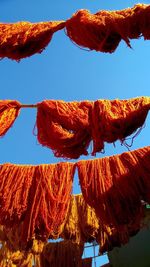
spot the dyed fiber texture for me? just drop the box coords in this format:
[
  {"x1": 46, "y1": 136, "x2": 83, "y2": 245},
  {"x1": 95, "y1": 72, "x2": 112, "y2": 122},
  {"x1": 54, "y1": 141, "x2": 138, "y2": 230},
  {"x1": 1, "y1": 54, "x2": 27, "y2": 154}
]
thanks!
[
  {"x1": 77, "y1": 146, "x2": 150, "y2": 236},
  {"x1": 0, "y1": 21, "x2": 65, "y2": 60},
  {"x1": 61, "y1": 194, "x2": 142, "y2": 254},
  {"x1": 36, "y1": 100, "x2": 92, "y2": 159},
  {"x1": 66, "y1": 4, "x2": 150, "y2": 53},
  {"x1": 36, "y1": 97, "x2": 150, "y2": 159},
  {"x1": 40, "y1": 240, "x2": 84, "y2": 267},
  {"x1": 0, "y1": 100, "x2": 21, "y2": 137},
  {"x1": 91, "y1": 97, "x2": 150, "y2": 155},
  {"x1": 0, "y1": 243, "x2": 33, "y2": 267},
  {"x1": 61, "y1": 194, "x2": 99, "y2": 244},
  {"x1": 0, "y1": 162, "x2": 74, "y2": 245}
]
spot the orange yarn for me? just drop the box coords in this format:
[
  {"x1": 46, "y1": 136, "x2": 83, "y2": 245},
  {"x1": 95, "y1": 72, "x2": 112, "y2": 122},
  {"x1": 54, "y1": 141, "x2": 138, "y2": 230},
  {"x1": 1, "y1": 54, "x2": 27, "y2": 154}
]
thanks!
[
  {"x1": 0, "y1": 21, "x2": 65, "y2": 60},
  {"x1": 77, "y1": 146, "x2": 150, "y2": 234},
  {"x1": 36, "y1": 97, "x2": 150, "y2": 159},
  {"x1": 0, "y1": 163, "x2": 35, "y2": 227},
  {"x1": 36, "y1": 100, "x2": 92, "y2": 159},
  {"x1": 66, "y1": 4, "x2": 150, "y2": 53},
  {"x1": 0, "y1": 100, "x2": 21, "y2": 137},
  {"x1": 21, "y1": 162, "x2": 75, "y2": 243},
  {"x1": 0, "y1": 162, "x2": 75, "y2": 245},
  {"x1": 91, "y1": 97, "x2": 150, "y2": 155}
]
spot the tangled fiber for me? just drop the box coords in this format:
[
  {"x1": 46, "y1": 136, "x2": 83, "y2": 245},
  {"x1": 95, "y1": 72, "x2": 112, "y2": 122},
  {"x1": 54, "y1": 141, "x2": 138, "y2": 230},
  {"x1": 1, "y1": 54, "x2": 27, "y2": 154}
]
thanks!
[
  {"x1": 36, "y1": 97, "x2": 150, "y2": 159},
  {"x1": 61, "y1": 194, "x2": 143, "y2": 254},
  {"x1": 0, "y1": 162, "x2": 74, "y2": 245},
  {"x1": 0, "y1": 21, "x2": 65, "y2": 60},
  {"x1": 62, "y1": 194, "x2": 99, "y2": 244},
  {"x1": 36, "y1": 100, "x2": 92, "y2": 159},
  {"x1": 0, "y1": 242, "x2": 33, "y2": 267},
  {"x1": 40, "y1": 240, "x2": 84, "y2": 267},
  {"x1": 77, "y1": 146, "x2": 150, "y2": 236},
  {"x1": 91, "y1": 96, "x2": 150, "y2": 155},
  {"x1": 0, "y1": 100, "x2": 21, "y2": 137},
  {"x1": 66, "y1": 4, "x2": 150, "y2": 53}
]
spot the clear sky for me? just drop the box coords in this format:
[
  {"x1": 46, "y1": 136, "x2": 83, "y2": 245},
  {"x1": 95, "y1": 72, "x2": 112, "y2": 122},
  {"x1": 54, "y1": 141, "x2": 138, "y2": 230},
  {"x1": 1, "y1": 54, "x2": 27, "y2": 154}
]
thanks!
[{"x1": 0, "y1": 1, "x2": 150, "y2": 266}]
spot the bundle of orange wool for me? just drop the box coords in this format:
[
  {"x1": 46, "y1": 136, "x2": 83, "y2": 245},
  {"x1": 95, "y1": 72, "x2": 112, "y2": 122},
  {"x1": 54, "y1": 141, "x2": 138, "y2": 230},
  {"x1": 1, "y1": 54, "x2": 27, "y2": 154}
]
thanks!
[
  {"x1": 0, "y1": 97, "x2": 150, "y2": 158},
  {"x1": 0, "y1": 100, "x2": 21, "y2": 137},
  {"x1": 0, "y1": 162, "x2": 74, "y2": 246},
  {"x1": 77, "y1": 146, "x2": 150, "y2": 236},
  {"x1": 0, "y1": 21, "x2": 65, "y2": 60},
  {"x1": 66, "y1": 3, "x2": 150, "y2": 53},
  {"x1": 61, "y1": 194, "x2": 144, "y2": 254},
  {"x1": 36, "y1": 97, "x2": 150, "y2": 158},
  {"x1": 1, "y1": 4, "x2": 150, "y2": 60}
]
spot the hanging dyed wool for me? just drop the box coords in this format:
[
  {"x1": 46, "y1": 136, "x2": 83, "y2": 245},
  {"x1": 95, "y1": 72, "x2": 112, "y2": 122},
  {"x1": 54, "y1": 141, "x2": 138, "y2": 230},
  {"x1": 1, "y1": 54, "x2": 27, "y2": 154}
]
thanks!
[
  {"x1": 0, "y1": 163, "x2": 35, "y2": 227},
  {"x1": 36, "y1": 100, "x2": 93, "y2": 159},
  {"x1": 97, "y1": 210, "x2": 143, "y2": 254},
  {"x1": 21, "y1": 162, "x2": 75, "y2": 244},
  {"x1": 0, "y1": 242, "x2": 33, "y2": 267},
  {"x1": 91, "y1": 96, "x2": 150, "y2": 155},
  {"x1": 0, "y1": 100, "x2": 21, "y2": 137},
  {"x1": 0, "y1": 162, "x2": 75, "y2": 245},
  {"x1": 0, "y1": 21, "x2": 65, "y2": 60},
  {"x1": 62, "y1": 194, "x2": 142, "y2": 254},
  {"x1": 36, "y1": 97, "x2": 150, "y2": 159},
  {"x1": 62, "y1": 194, "x2": 99, "y2": 243},
  {"x1": 66, "y1": 4, "x2": 150, "y2": 53},
  {"x1": 40, "y1": 240, "x2": 84, "y2": 267},
  {"x1": 77, "y1": 146, "x2": 150, "y2": 235}
]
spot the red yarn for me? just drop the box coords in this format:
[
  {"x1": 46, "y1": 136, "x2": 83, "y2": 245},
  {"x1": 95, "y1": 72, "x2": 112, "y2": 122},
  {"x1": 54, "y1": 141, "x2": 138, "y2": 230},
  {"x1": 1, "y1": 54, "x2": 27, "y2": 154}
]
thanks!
[
  {"x1": 0, "y1": 100, "x2": 21, "y2": 137},
  {"x1": 0, "y1": 162, "x2": 75, "y2": 244},
  {"x1": 66, "y1": 4, "x2": 150, "y2": 53},
  {"x1": 0, "y1": 21, "x2": 65, "y2": 60},
  {"x1": 77, "y1": 146, "x2": 150, "y2": 233},
  {"x1": 91, "y1": 97, "x2": 150, "y2": 155},
  {"x1": 36, "y1": 97, "x2": 150, "y2": 159},
  {"x1": 36, "y1": 100, "x2": 92, "y2": 159},
  {"x1": 21, "y1": 162, "x2": 75, "y2": 243}
]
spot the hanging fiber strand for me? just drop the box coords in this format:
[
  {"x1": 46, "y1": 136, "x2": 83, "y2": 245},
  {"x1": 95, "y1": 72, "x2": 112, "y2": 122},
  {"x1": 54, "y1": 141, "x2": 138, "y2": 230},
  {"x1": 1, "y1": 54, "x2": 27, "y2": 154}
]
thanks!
[
  {"x1": 61, "y1": 194, "x2": 142, "y2": 254},
  {"x1": 0, "y1": 163, "x2": 35, "y2": 227},
  {"x1": 66, "y1": 4, "x2": 150, "y2": 53},
  {"x1": 0, "y1": 162, "x2": 75, "y2": 246},
  {"x1": 36, "y1": 97, "x2": 150, "y2": 159},
  {"x1": 36, "y1": 100, "x2": 93, "y2": 159},
  {"x1": 40, "y1": 240, "x2": 84, "y2": 267},
  {"x1": 0, "y1": 21, "x2": 65, "y2": 60},
  {"x1": 0, "y1": 242, "x2": 33, "y2": 267},
  {"x1": 0, "y1": 100, "x2": 21, "y2": 137},
  {"x1": 91, "y1": 96, "x2": 150, "y2": 155},
  {"x1": 77, "y1": 146, "x2": 150, "y2": 238},
  {"x1": 62, "y1": 194, "x2": 99, "y2": 244},
  {"x1": 21, "y1": 162, "x2": 75, "y2": 244}
]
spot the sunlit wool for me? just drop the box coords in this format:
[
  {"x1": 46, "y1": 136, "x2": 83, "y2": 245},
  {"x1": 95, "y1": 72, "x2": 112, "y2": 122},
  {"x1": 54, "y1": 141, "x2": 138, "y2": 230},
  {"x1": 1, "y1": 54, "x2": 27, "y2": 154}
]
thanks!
[
  {"x1": 36, "y1": 97, "x2": 150, "y2": 159},
  {"x1": 77, "y1": 146, "x2": 150, "y2": 235},
  {"x1": 62, "y1": 194, "x2": 99, "y2": 244},
  {"x1": 66, "y1": 4, "x2": 150, "y2": 53},
  {"x1": 0, "y1": 100, "x2": 21, "y2": 137},
  {"x1": 0, "y1": 21, "x2": 65, "y2": 60},
  {"x1": 91, "y1": 96, "x2": 150, "y2": 155},
  {"x1": 0, "y1": 242, "x2": 33, "y2": 267},
  {"x1": 0, "y1": 162, "x2": 74, "y2": 244},
  {"x1": 36, "y1": 100, "x2": 92, "y2": 159}
]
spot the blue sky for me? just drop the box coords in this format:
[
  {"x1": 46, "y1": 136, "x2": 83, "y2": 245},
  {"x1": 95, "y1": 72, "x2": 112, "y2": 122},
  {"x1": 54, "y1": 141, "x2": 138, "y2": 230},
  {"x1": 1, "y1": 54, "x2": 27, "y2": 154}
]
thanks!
[{"x1": 0, "y1": 1, "x2": 150, "y2": 265}]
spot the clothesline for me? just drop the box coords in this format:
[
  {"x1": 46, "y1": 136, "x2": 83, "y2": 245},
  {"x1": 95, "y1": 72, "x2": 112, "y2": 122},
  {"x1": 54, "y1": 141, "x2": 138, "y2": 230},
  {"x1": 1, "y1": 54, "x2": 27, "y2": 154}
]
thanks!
[
  {"x1": 0, "y1": 4, "x2": 150, "y2": 60},
  {"x1": 1, "y1": 96, "x2": 150, "y2": 159}
]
